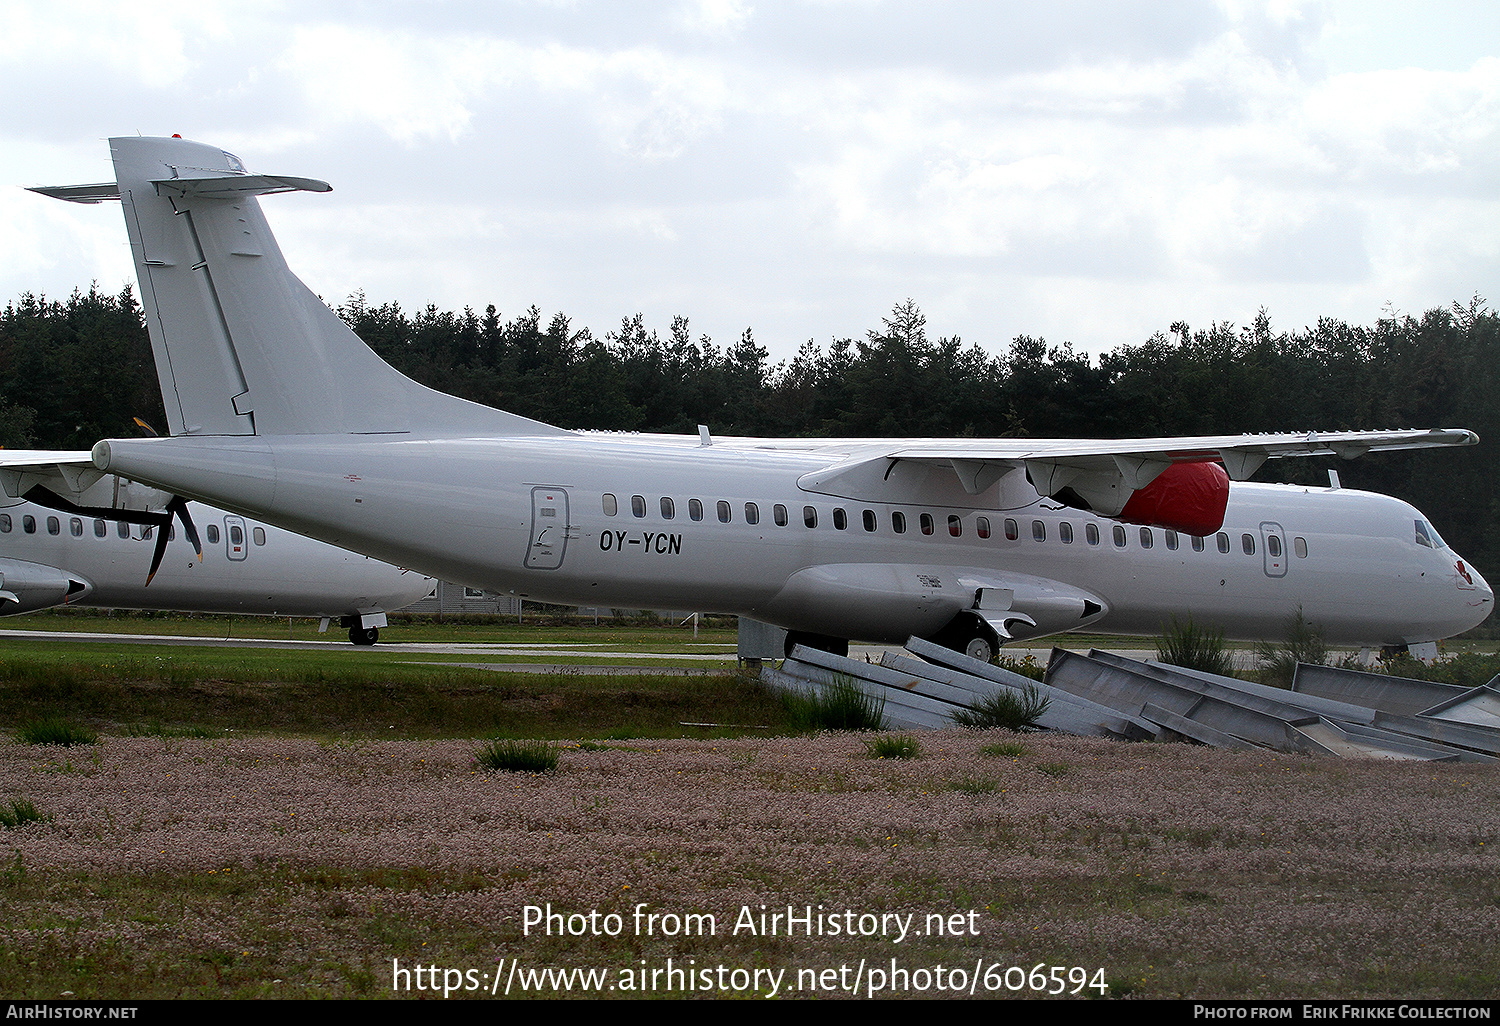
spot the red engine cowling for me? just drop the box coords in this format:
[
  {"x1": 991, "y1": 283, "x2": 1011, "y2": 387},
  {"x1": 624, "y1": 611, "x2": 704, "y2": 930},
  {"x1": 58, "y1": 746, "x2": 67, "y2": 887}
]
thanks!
[{"x1": 1118, "y1": 460, "x2": 1229, "y2": 536}]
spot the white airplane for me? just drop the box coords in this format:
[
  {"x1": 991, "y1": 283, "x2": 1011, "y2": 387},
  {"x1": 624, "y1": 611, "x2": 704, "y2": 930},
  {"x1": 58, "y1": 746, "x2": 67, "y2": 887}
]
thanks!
[
  {"x1": 0, "y1": 456, "x2": 434, "y2": 644},
  {"x1": 20, "y1": 136, "x2": 1495, "y2": 661}
]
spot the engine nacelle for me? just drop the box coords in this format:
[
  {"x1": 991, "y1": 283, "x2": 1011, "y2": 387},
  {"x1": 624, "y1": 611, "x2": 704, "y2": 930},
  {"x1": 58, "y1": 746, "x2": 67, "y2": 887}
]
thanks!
[
  {"x1": 1117, "y1": 460, "x2": 1229, "y2": 536},
  {"x1": 754, "y1": 563, "x2": 1109, "y2": 645},
  {"x1": 0, "y1": 558, "x2": 92, "y2": 614}
]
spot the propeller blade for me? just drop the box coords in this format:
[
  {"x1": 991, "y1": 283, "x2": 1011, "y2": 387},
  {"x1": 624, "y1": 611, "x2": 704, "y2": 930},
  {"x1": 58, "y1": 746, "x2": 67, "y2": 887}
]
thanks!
[
  {"x1": 145, "y1": 521, "x2": 171, "y2": 586},
  {"x1": 170, "y1": 496, "x2": 203, "y2": 560}
]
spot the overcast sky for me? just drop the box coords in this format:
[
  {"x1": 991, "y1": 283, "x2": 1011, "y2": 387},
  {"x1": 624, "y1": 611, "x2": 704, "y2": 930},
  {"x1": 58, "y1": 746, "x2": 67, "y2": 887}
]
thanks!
[{"x1": 2, "y1": 0, "x2": 1496, "y2": 363}]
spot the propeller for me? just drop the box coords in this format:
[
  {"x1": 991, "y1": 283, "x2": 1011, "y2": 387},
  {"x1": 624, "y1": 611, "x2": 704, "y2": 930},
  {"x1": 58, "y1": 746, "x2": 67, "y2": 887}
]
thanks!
[{"x1": 22, "y1": 485, "x2": 203, "y2": 585}]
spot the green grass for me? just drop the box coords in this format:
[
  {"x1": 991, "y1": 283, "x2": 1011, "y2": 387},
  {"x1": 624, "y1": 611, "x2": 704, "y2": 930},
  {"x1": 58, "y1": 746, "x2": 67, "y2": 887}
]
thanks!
[
  {"x1": 15, "y1": 716, "x2": 98, "y2": 746},
  {"x1": 0, "y1": 640, "x2": 784, "y2": 740},
  {"x1": 0, "y1": 799, "x2": 47, "y2": 828},
  {"x1": 473, "y1": 738, "x2": 558, "y2": 773},
  {"x1": 950, "y1": 685, "x2": 1050, "y2": 730},
  {"x1": 1156, "y1": 616, "x2": 1235, "y2": 676},
  {"x1": 865, "y1": 734, "x2": 921, "y2": 759},
  {"x1": 780, "y1": 675, "x2": 887, "y2": 732},
  {"x1": 947, "y1": 776, "x2": 1000, "y2": 796}
]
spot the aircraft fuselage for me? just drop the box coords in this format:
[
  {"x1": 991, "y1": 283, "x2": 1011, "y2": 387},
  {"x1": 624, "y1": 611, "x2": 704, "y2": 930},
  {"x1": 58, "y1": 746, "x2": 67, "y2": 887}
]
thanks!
[{"x1": 93, "y1": 433, "x2": 1492, "y2": 648}]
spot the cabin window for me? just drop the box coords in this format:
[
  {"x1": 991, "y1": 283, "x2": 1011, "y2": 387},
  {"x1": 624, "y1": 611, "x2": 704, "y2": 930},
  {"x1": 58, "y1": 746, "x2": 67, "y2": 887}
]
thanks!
[
  {"x1": 117, "y1": 522, "x2": 129, "y2": 539},
  {"x1": 230, "y1": 525, "x2": 244, "y2": 546},
  {"x1": 1294, "y1": 536, "x2": 1308, "y2": 558},
  {"x1": 949, "y1": 515, "x2": 962, "y2": 537},
  {"x1": 803, "y1": 506, "x2": 818, "y2": 528},
  {"x1": 920, "y1": 513, "x2": 934, "y2": 536},
  {"x1": 1191, "y1": 535, "x2": 1205, "y2": 552},
  {"x1": 689, "y1": 499, "x2": 703, "y2": 522},
  {"x1": 631, "y1": 494, "x2": 646, "y2": 518},
  {"x1": 22, "y1": 515, "x2": 35, "y2": 534},
  {"x1": 46, "y1": 517, "x2": 59, "y2": 536},
  {"x1": 892, "y1": 511, "x2": 907, "y2": 534},
  {"x1": 602, "y1": 493, "x2": 618, "y2": 516},
  {"x1": 93, "y1": 519, "x2": 106, "y2": 538},
  {"x1": 253, "y1": 527, "x2": 266, "y2": 546},
  {"x1": 1139, "y1": 527, "x2": 1153, "y2": 549},
  {"x1": 1241, "y1": 533, "x2": 1255, "y2": 555},
  {"x1": 1032, "y1": 520, "x2": 1046, "y2": 542},
  {"x1": 832, "y1": 508, "x2": 847, "y2": 530},
  {"x1": 976, "y1": 516, "x2": 991, "y2": 539},
  {"x1": 661, "y1": 497, "x2": 675, "y2": 519},
  {"x1": 0, "y1": 514, "x2": 9, "y2": 533},
  {"x1": 1086, "y1": 523, "x2": 1100, "y2": 546},
  {"x1": 1267, "y1": 534, "x2": 1282, "y2": 558},
  {"x1": 774, "y1": 504, "x2": 788, "y2": 527},
  {"x1": 1165, "y1": 530, "x2": 1179, "y2": 551},
  {"x1": 1113, "y1": 525, "x2": 1127, "y2": 548},
  {"x1": 1059, "y1": 522, "x2": 1073, "y2": 544},
  {"x1": 1004, "y1": 518, "x2": 1019, "y2": 541},
  {"x1": 745, "y1": 502, "x2": 759, "y2": 525},
  {"x1": 717, "y1": 500, "x2": 731, "y2": 523},
  {"x1": 70, "y1": 517, "x2": 83, "y2": 537},
  {"x1": 207, "y1": 524, "x2": 220, "y2": 545},
  {"x1": 1216, "y1": 533, "x2": 1230, "y2": 553},
  {"x1": 862, "y1": 509, "x2": 877, "y2": 532}
]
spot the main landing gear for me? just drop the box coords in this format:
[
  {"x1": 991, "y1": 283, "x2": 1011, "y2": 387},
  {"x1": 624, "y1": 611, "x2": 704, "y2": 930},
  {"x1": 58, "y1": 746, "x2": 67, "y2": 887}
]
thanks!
[{"x1": 929, "y1": 612, "x2": 1000, "y2": 664}]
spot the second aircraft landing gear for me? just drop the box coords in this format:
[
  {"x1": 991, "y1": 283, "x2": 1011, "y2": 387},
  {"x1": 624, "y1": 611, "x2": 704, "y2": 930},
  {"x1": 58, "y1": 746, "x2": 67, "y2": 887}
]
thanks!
[{"x1": 349, "y1": 625, "x2": 379, "y2": 645}]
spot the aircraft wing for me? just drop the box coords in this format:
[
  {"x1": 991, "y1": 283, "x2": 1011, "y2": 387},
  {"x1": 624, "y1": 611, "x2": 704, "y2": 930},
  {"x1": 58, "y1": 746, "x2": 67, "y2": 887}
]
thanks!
[
  {"x1": 787, "y1": 428, "x2": 1479, "y2": 531},
  {"x1": 0, "y1": 451, "x2": 102, "y2": 499},
  {"x1": 879, "y1": 426, "x2": 1479, "y2": 484}
]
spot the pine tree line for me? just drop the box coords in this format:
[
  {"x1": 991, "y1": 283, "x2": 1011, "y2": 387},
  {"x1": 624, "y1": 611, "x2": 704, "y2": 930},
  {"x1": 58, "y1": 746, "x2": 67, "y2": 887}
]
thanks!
[{"x1": 3, "y1": 287, "x2": 1494, "y2": 581}]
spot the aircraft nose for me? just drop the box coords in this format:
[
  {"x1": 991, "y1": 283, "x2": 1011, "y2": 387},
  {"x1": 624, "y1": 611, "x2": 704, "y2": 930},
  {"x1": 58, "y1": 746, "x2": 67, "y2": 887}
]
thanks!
[{"x1": 1451, "y1": 556, "x2": 1494, "y2": 633}]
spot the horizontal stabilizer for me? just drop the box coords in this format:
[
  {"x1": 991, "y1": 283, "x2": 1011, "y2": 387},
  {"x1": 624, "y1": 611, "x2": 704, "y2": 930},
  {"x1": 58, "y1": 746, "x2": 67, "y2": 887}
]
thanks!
[
  {"x1": 27, "y1": 183, "x2": 121, "y2": 204},
  {"x1": 150, "y1": 173, "x2": 331, "y2": 200}
]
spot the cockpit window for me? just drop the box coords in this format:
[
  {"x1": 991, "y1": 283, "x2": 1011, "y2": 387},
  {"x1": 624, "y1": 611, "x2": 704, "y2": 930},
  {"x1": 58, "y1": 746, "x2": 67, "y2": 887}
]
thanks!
[
  {"x1": 1421, "y1": 520, "x2": 1448, "y2": 549},
  {"x1": 1414, "y1": 520, "x2": 1433, "y2": 548}
]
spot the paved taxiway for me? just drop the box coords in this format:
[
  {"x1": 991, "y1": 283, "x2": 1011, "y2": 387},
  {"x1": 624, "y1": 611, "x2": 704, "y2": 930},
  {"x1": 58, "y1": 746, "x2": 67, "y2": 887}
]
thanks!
[{"x1": 0, "y1": 628, "x2": 1162, "y2": 672}]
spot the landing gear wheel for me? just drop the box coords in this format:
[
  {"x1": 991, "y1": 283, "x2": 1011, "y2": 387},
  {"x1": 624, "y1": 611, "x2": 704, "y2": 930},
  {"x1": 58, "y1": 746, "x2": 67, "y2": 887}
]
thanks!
[
  {"x1": 931, "y1": 612, "x2": 999, "y2": 665},
  {"x1": 349, "y1": 625, "x2": 379, "y2": 646},
  {"x1": 962, "y1": 635, "x2": 995, "y2": 663}
]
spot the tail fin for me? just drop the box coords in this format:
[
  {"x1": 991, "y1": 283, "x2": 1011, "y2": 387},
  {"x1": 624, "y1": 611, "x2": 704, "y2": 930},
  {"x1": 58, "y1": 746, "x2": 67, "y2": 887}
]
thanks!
[{"x1": 35, "y1": 136, "x2": 565, "y2": 439}]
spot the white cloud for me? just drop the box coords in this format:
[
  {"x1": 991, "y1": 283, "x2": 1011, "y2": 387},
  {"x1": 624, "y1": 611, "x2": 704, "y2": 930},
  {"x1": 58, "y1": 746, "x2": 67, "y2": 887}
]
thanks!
[{"x1": 1, "y1": 1, "x2": 1496, "y2": 360}]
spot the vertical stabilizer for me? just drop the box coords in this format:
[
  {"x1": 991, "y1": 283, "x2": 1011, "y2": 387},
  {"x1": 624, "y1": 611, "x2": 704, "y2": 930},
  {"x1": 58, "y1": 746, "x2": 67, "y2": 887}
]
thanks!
[{"x1": 101, "y1": 136, "x2": 565, "y2": 438}]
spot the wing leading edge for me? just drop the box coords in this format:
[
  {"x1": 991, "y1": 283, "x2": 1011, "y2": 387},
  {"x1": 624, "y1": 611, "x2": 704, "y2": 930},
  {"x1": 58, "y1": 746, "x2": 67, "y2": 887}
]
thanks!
[{"x1": 793, "y1": 428, "x2": 1478, "y2": 533}]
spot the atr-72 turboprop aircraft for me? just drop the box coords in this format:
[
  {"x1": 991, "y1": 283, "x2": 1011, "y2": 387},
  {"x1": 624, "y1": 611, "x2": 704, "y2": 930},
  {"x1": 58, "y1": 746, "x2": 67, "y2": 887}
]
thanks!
[
  {"x1": 22, "y1": 136, "x2": 1495, "y2": 660},
  {"x1": 0, "y1": 457, "x2": 434, "y2": 644}
]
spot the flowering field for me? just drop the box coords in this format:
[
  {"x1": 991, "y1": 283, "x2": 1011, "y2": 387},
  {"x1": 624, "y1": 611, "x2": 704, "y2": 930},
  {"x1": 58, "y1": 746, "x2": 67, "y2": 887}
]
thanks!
[{"x1": 2, "y1": 729, "x2": 1496, "y2": 999}]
